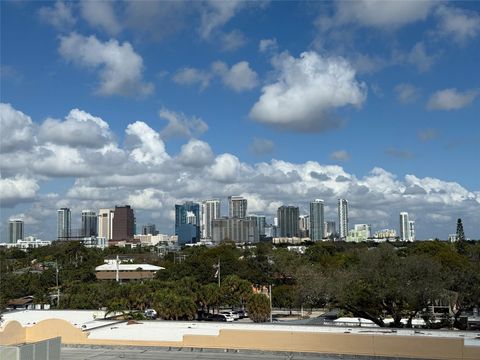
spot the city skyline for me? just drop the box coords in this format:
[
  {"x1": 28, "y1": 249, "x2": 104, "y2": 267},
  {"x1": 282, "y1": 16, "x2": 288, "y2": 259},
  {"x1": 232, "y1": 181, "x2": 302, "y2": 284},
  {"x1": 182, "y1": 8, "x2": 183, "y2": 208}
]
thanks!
[{"x1": 1, "y1": 1, "x2": 479, "y2": 241}]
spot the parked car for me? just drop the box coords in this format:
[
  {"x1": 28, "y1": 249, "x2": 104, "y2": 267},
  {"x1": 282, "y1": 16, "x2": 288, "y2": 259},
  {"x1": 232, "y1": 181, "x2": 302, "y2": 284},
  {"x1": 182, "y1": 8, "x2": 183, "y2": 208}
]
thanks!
[
  {"x1": 221, "y1": 311, "x2": 239, "y2": 320},
  {"x1": 144, "y1": 309, "x2": 157, "y2": 319},
  {"x1": 233, "y1": 310, "x2": 248, "y2": 319},
  {"x1": 213, "y1": 314, "x2": 234, "y2": 322}
]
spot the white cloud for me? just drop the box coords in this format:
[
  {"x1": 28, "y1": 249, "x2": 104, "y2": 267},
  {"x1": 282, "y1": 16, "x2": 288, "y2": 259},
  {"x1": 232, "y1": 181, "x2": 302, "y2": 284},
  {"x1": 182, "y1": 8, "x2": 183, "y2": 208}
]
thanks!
[
  {"x1": 38, "y1": 109, "x2": 113, "y2": 148},
  {"x1": 395, "y1": 83, "x2": 419, "y2": 104},
  {"x1": 435, "y1": 5, "x2": 480, "y2": 44},
  {"x1": 177, "y1": 139, "x2": 214, "y2": 167},
  {"x1": 126, "y1": 188, "x2": 165, "y2": 210},
  {"x1": 427, "y1": 88, "x2": 478, "y2": 110},
  {"x1": 250, "y1": 51, "x2": 367, "y2": 132},
  {"x1": 249, "y1": 138, "x2": 274, "y2": 156},
  {"x1": 80, "y1": 0, "x2": 122, "y2": 35},
  {"x1": 209, "y1": 153, "x2": 244, "y2": 183},
  {"x1": 408, "y1": 42, "x2": 435, "y2": 72},
  {"x1": 126, "y1": 121, "x2": 169, "y2": 166},
  {"x1": 220, "y1": 30, "x2": 247, "y2": 51},
  {"x1": 0, "y1": 176, "x2": 39, "y2": 207},
  {"x1": 0, "y1": 103, "x2": 35, "y2": 153},
  {"x1": 159, "y1": 108, "x2": 208, "y2": 139},
  {"x1": 38, "y1": 1, "x2": 76, "y2": 30},
  {"x1": 259, "y1": 38, "x2": 278, "y2": 53},
  {"x1": 212, "y1": 61, "x2": 259, "y2": 92},
  {"x1": 59, "y1": 33, "x2": 153, "y2": 97},
  {"x1": 172, "y1": 67, "x2": 211, "y2": 90},
  {"x1": 330, "y1": 150, "x2": 350, "y2": 161},
  {"x1": 199, "y1": 0, "x2": 245, "y2": 39}
]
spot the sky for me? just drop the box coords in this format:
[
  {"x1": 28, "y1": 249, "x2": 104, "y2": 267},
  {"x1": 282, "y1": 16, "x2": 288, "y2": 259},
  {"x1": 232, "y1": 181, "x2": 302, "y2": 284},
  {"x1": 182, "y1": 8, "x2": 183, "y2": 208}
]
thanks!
[{"x1": 1, "y1": 0, "x2": 479, "y2": 241}]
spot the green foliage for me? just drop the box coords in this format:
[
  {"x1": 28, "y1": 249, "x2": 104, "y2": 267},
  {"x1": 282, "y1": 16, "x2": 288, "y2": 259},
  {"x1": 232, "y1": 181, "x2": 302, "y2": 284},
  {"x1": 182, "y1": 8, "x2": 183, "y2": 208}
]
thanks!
[{"x1": 247, "y1": 293, "x2": 271, "y2": 322}]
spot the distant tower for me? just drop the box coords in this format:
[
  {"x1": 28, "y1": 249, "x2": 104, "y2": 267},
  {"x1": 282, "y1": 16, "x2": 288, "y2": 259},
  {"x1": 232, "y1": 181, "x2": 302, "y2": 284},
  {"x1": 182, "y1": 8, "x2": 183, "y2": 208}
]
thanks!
[
  {"x1": 310, "y1": 199, "x2": 325, "y2": 241},
  {"x1": 8, "y1": 219, "x2": 24, "y2": 243},
  {"x1": 57, "y1": 208, "x2": 71, "y2": 240},
  {"x1": 98, "y1": 209, "x2": 114, "y2": 240},
  {"x1": 409, "y1": 220, "x2": 416, "y2": 241},
  {"x1": 175, "y1": 201, "x2": 200, "y2": 245},
  {"x1": 338, "y1": 199, "x2": 348, "y2": 239},
  {"x1": 399, "y1": 212, "x2": 410, "y2": 241},
  {"x1": 81, "y1": 210, "x2": 97, "y2": 237},
  {"x1": 201, "y1": 199, "x2": 220, "y2": 239},
  {"x1": 277, "y1": 206, "x2": 300, "y2": 237},
  {"x1": 228, "y1": 196, "x2": 247, "y2": 218},
  {"x1": 112, "y1": 205, "x2": 135, "y2": 241}
]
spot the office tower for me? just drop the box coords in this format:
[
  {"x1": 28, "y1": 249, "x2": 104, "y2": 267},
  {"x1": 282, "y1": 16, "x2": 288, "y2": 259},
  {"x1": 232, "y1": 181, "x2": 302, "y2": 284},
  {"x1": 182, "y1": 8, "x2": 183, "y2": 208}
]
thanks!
[
  {"x1": 399, "y1": 212, "x2": 410, "y2": 241},
  {"x1": 409, "y1": 220, "x2": 416, "y2": 241},
  {"x1": 247, "y1": 215, "x2": 267, "y2": 237},
  {"x1": 98, "y1": 209, "x2": 114, "y2": 240},
  {"x1": 57, "y1": 208, "x2": 71, "y2": 240},
  {"x1": 175, "y1": 201, "x2": 200, "y2": 245},
  {"x1": 141, "y1": 224, "x2": 157, "y2": 235},
  {"x1": 212, "y1": 218, "x2": 259, "y2": 243},
  {"x1": 228, "y1": 196, "x2": 247, "y2": 218},
  {"x1": 338, "y1": 199, "x2": 348, "y2": 239},
  {"x1": 112, "y1": 205, "x2": 135, "y2": 241},
  {"x1": 81, "y1": 210, "x2": 97, "y2": 237},
  {"x1": 201, "y1": 199, "x2": 220, "y2": 239},
  {"x1": 8, "y1": 219, "x2": 24, "y2": 243},
  {"x1": 298, "y1": 215, "x2": 310, "y2": 238},
  {"x1": 324, "y1": 221, "x2": 336, "y2": 238},
  {"x1": 277, "y1": 206, "x2": 300, "y2": 237},
  {"x1": 309, "y1": 199, "x2": 325, "y2": 241}
]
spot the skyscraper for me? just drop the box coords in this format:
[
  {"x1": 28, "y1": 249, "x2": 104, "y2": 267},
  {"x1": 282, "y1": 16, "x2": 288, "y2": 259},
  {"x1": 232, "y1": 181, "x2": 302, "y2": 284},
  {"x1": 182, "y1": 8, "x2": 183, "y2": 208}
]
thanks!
[
  {"x1": 98, "y1": 209, "x2": 114, "y2": 240},
  {"x1": 228, "y1": 196, "x2": 247, "y2": 218},
  {"x1": 141, "y1": 224, "x2": 157, "y2": 235},
  {"x1": 112, "y1": 205, "x2": 135, "y2": 241},
  {"x1": 81, "y1": 210, "x2": 97, "y2": 237},
  {"x1": 324, "y1": 221, "x2": 336, "y2": 238},
  {"x1": 212, "y1": 217, "x2": 259, "y2": 243},
  {"x1": 201, "y1": 199, "x2": 220, "y2": 239},
  {"x1": 277, "y1": 206, "x2": 300, "y2": 237},
  {"x1": 399, "y1": 212, "x2": 410, "y2": 241},
  {"x1": 175, "y1": 201, "x2": 200, "y2": 245},
  {"x1": 57, "y1": 208, "x2": 71, "y2": 240},
  {"x1": 8, "y1": 219, "x2": 24, "y2": 243},
  {"x1": 247, "y1": 215, "x2": 267, "y2": 237},
  {"x1": 309, "y1": 199, "x2": 325, "y2": 241},
  {"x1": 409, "y1": 220, "x2": 416, "y2": 241},
  {"x1": 338, "y1": 199, "x2": 348, "y2": 240}
]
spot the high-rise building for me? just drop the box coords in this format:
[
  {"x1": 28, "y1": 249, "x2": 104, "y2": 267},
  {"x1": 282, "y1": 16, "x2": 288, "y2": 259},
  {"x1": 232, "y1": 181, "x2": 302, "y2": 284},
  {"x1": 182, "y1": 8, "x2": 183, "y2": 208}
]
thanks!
[
  {"x1": 409, "y1": 220, "x2": 416, "y2": 241},
  {"x1": 175, "y1": 201, "x2": 200, "y2": 245},
  {"x1": 112, "y1": 205, "x2": 135, "y2": 241},
  {"x1": 212, "y1": 217, "x2": 259, "y2": 243},
  {"x1": 228, "y1": 196, "x2": 247, "y2": 218},
  {"x1": 247, "y1": 215, "x2": 267, "y2": 237},
  {"x1": 298, "y1": 215, "x2": 310, "y2": 238},
  {"x1": 277, "y1": 206, "x2": 299, "y2": 237},
  {"x1": 201, "y1": 199, "x2": 220, "y2": 239},
  {"x1": 81, "y1": 210, "x2": 97, "y2": 237},
  {"x1": 309, "y1": 199, "x2": 325, "y2": 241},
  {"x1": 347, "y1": 224, "x2": 371, "y2": 242},
  {"x1": 57, "y1": 208, "x2": 71, "y2": 240},
  {"x1": 141, "y1": 224, "x2": 157, "y2": 235},
  {"x1": 324, "y1": 221, "x2": 336, "y2": 238},
  {"x1": 98, "y1": 209, "x2": 114, "y2": 240},
  {"x1": 8, "y1": 219, "x2": 24, "y2": 243},
  {"x1": 338, "y1": 199, "x2": 348, "y2": 239},
  {"x1": 399, "y1": 212, "x2": 410, "y2": 241}
]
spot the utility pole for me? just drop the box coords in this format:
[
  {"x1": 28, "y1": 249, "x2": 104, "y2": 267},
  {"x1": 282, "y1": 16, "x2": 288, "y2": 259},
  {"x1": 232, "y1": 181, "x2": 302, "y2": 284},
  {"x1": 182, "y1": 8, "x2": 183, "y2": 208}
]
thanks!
[
  {"x1": 269, "y1": 284, "x2": 272, "y2": 323},
  {"x1": 56, "y1": 261, "x2": 60, "y2": 308},
  {"x1": 115, "y1": 255, "x2": 119, "y2": 283},
  {"x1": 218, "y1": 259, "x2": 221, "y2": 287}
]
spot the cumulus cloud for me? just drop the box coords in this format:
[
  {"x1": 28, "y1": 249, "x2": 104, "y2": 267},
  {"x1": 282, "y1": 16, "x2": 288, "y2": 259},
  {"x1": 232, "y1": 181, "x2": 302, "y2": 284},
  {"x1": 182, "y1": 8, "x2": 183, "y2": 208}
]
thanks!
[
  {"x1": 0, "y1": 103, "x2": 35, "y2": 153},
  {"x1": 249, "y1": 138, "x2": 274, "y2": 155},
  {"x1": 220, "y1": 30, "x2": 247, "y2": 51},
  {"x1": 38, "y1": 1, "x2": 76, "y2": 30},
  {"x1": 59, "y1": 33, "x2": 154, "y2": 97},
  {"x1": 159, "y1": 108, "x2": 208, "y2": 139},
  {"x1": 38, "y1": 109, "x2": 113, "y2": 148},
  {"x1": 198, "y1": 0, "x2": 245, "y2": 39},
  {"x1": 408, "y1": 42, "x2": 435, "y2": 72},
  {"x1": 330, "y1": 150, "x2": 350, "y2": 161},
  {"x1": 435, "y1": 5, "x2": 480, "y2": 44},
  {"x1": 259, "y1": 38, "x2": 278, "y2": 53},
  {"x1": 250, "y1": 51, "x2": 367, "y2": 132},
  {"x1": 80, "y1": 0, "x2": 122, "y2": 35},
  {"x1": 209, "y1": 154, "x2": 244, "y2": 183},
  {"x1": 177, "y1": 139, "x2": 214, "y2": 167},
  {"x1": 172, "y1": 67, "x2": 211, "y2": 90},
  {"x1": 126, "y1": 121, "x2": 169, "y2": 166},
  {"x1": 0, "y1": 176, "x2": 39, "y2": 207},
  {"x1": 427, "y1": 88, "x2": 478, "y2": 110},
  {"x1": 212, "y1": 61, "x2": 259, "y2": 92},
  {"x1": 395, "y1": 83, "x2": 420, "y2": 104}
]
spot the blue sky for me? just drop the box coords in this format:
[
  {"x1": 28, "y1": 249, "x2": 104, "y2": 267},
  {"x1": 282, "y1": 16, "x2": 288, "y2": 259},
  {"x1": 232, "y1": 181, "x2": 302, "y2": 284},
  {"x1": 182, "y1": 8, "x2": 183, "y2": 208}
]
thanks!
[{"x1": 1, "y1": 1, "x2": 479, "y2": 241}]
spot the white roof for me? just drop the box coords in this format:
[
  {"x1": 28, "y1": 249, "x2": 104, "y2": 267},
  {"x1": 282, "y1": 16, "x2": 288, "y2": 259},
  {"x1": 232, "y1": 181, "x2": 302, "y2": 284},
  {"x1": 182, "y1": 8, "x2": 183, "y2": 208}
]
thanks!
[{"x1": 95, "y1": 263, "x2": 164, "y2": 271}]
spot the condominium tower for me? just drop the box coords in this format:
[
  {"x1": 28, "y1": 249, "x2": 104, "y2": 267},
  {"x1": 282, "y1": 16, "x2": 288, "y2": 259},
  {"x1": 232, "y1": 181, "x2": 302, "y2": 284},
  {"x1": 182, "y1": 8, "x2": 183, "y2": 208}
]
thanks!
[
  {"x1": 338, "y1": 199, "x2": 348, "y2": 240},
  {"x1": 309, "y1": 199, "x2": 325, "y2": 241},
  {"x1": 201, "y1": 199, "x2": 220, "y2": 239},
  {"x1": 57, "y1": 208, "x2": 71, "y2": 240},
  {"x1": 399, "y1": 212, "x2": 410, "y2": 241},
  {"x1": 228, "y1": 196, "x2": 247, "y2": 218},
  {"x1": 98, "y1": 209, "x2": 114, "y2": 240},
  {"x1": 8, "y1": 219, "x2": 24, "y2": 243},
  {"x1": 81, "y1": 210, "x2": 97, "y2": 237},
  {"x1": 277, "y1": 206, "x2": 300, "y2": 237}
]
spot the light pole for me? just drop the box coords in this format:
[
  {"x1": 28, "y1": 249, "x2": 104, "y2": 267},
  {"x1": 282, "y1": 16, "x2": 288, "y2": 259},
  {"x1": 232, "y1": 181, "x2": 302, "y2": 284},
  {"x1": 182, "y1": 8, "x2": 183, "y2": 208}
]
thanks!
[
  {"x1": 55, "y1": 261, "x2": 60, "y2": 308},
  {"x1": 269, "y1": 284, "x2": 272, "y2": 323}
]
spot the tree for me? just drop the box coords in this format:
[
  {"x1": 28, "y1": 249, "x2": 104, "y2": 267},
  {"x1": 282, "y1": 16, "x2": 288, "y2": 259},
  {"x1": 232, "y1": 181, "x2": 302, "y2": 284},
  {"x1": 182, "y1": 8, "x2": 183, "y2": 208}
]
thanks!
[
  {"x1": 220, "y1": 275, "x2": 252, "y2": 309},
  {"x1": 272, "y1": 285, "x2": 300, "y2": 315},
  {"x1": 247, "y1": 294, "x2": 270, "y2": 322},
  {"x1": 456, "y1": 219, "x2": 465, "y2": 241}
]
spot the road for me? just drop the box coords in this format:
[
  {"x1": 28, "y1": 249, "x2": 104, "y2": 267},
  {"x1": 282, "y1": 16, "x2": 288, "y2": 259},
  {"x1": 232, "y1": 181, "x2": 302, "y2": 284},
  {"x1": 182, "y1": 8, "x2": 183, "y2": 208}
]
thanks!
[{"x1": 60, "y1": 346, "x2": 387, "y2": 360}]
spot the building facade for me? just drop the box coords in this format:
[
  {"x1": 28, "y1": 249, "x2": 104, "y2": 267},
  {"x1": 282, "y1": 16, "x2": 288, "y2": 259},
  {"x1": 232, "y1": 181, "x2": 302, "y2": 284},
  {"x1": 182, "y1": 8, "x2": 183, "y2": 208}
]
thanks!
[
  {"x1": 399, "y1": 212, "x2": 410, "y2": 241},
  {"x1": 298, "y1": 215, "x2": 310, "y2": 238},
  {"x1": 141, "y1": 224, "x2": 157, "y2": 235},
  {"x1": 57, "y1": 208, "x2": 71, "y2": 240},
  {"x1": 338, "y1": 199, "x2": 348, "y2": 240},
  {"x1": 175, "y1": 201, "x2": 200, "y2": 245},
  {"x1": 112, "y1": 205, "x2": 135, "y2": 242},
  {"x1": 81, "y1": 210, "x2": 97, "y2": 237},
  {"x1": 347, "y1": 224, "x2": 371, "y2": 242},
  {"x1": 8, "y1": 219, "x2": 24, "y2": 244},
  {"x1": 212, "y1": 218, "x2": 259, "y2": 243},
  {"x1": 309, "y1": 199, "x2": 325, "y2": 241},
  {"x1": 228, "y1": 196, "x2": 247, "y2": 218},
  {"x1": 277, "y1": 206, "x2": 300, "y2": 238},
  {"x1": 324, "y1": 221, "x2": 336, "y2": 238},
  {"x1": 201, "y1": 199, "x2": 220, "y2": 239},
  {"x1": 409, "y1": 220, "x2": 416, "y2": 241},
  {"x1": 246, "y1": 215, "x2": 267, "y2": 237},
  {"x1": 98, "y1": 209, "x2": 114, "y2": 240}
]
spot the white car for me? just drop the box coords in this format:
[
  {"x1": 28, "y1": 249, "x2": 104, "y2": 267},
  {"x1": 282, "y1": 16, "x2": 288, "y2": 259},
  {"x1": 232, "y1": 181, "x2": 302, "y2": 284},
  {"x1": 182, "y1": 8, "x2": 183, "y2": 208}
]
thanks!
[{"x1": 221, "y1": 311, "x2": 239, "y2": 320}]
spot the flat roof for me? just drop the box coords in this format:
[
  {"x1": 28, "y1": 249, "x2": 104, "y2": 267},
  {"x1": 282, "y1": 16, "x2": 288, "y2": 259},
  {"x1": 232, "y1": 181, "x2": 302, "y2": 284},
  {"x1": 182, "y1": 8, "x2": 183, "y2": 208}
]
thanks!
[{"x1": 95, "y1": 264, "x2": 164, "y2": 271}]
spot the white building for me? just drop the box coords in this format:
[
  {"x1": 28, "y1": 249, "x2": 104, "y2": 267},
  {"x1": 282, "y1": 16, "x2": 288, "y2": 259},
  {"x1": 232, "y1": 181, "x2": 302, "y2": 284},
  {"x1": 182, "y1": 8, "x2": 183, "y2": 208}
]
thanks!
[
  {"x1": 228, "y1": 196, "x2": 247, "y2": 218},
  {"x1": 57, "y1": 208, "x2": 71, "y2": 240},
  {"x1": 5, "y1": 236, "x2": 51, "y2": 250},
  {"x1": 134, "y1": 234, "x2": 178, "y2": 246},
  {"x1": 400, "y1": 212, "x2": 412, "y2": 241},
  {"x1": 201, "y1": 199, "x2": 220, "y2": 239},
  {"x1": 98, "y1": 208, "x2": 114, "y2": 240},
  {"x1": 346, "y1": 224, "x2": 371, "y2": 242},
  {"x1": 82, "y1": 236, "x2": 108, "y2": 249},
  {"x1": 409, "y1": 220, "x2": 416, "y2": 241},
  {"x1": 338, "y1": 199, "x2": 348, "y2": 240}
]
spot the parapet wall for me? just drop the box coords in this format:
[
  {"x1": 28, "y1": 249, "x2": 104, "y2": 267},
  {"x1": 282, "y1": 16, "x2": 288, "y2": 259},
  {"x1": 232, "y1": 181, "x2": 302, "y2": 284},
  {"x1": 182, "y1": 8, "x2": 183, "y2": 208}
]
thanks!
[{"x1": 1, "y1": 319, "x2": 479, "y2": 360}]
